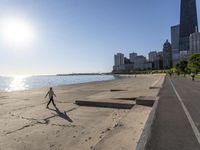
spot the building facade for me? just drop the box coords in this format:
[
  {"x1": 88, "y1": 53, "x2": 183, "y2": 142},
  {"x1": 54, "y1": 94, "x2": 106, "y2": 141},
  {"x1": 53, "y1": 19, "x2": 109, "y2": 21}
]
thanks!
[
  {"x1": 113, "y1": 53, "x2": 125, "y2": 71},
  {"x1": 163, "y1": 40, "x2": 172, "y2": 69},
  {"x1": 171, "y1": 25, "x2": 180, "y2": 50},
  {"x1": 113, "y1": 52, "x2": 152, "y2": 72},
  {"x1": 114, "y1": 53, "x2": 124, "y2": 66},
  {"x1": 189, "y1": 32, "x2": 200, "y2": 54},
  {"x1": 155, "y1": 51, "x2": 163, "y2": 70},
  {"x1": 129, "y1": 52, "x2": 137, "y2": 63},
  {"x1": 148, "y1": 51, "x2": 157, "y2": 69},
  {"x1": 133, "y1": 56, "x2": 146, "y2": 70},
  {"x1": 179, "y1": 0, "x2": 198, "y2": 52},
  {"x1": 149, "y1": 51, "x2": 157, "y2": 62},
  {"x1": 171, "y1": 25, "x2": 180, "y2": 66}
]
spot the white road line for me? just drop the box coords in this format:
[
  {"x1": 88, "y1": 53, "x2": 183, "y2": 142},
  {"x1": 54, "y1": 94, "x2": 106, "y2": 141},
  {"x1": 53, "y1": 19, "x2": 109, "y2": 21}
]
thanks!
[{"x1": 168, "y1": 77, "x2": 200, "y2": 145}]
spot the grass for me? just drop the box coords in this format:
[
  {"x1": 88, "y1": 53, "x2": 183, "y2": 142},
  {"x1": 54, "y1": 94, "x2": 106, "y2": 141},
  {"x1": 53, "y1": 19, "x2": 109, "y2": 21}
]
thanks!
[{"x1": 196, "y1": 75, "x2": 200, "y2": 79}]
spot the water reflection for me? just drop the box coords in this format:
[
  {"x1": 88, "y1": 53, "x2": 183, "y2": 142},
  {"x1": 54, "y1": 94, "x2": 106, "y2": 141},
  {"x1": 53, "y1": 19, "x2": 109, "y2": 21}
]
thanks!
[
  {"x1": 7, "y1": 76, "x2": 28, "y2": 91},
  {"x1": 1, "y1": 75, "x2": 115, "y2": 92}
]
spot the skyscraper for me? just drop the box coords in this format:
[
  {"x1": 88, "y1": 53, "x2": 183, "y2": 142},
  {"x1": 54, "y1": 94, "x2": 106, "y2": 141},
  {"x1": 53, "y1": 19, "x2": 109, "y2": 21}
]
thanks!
[
  {"x1": 163, "y1": 40, "x2": 172, "y2": 69},
  {"x1": 114, "y1": 53, "x2": 124, "y2": 66},
  {"x1": 189, "y1": 31, "x2": 200, "y2": 54},
  {"x1": 179, "y1": 0, "x2": 198, "y2": 52},
  {"x1": 171, "y1": 25, "x2": 180, "y2": 66},
  {"x1": 148, "y1": 51, "x2": 157, "y2": 63},
  {"x1": 129, "y1": 52, "x2": 137, "y2": 63}
]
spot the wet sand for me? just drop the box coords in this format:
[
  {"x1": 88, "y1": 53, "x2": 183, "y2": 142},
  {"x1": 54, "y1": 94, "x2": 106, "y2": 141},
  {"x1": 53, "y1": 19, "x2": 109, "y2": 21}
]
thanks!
[{"x1": 0, "y1": 74, "x2": 165, "y2": 150}]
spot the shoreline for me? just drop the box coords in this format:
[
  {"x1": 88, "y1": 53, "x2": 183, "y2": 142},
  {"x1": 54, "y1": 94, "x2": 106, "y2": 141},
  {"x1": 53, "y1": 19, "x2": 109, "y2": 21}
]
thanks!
[
  {"x1": 0, "y1": 74, "x2": 159, "y2": 94},
  {"x1": 0, "y1": 74, "x2": 165, "y2": 150},
  {"x1": 0, "y1": 75, "x2": 122, "y2": 94}
]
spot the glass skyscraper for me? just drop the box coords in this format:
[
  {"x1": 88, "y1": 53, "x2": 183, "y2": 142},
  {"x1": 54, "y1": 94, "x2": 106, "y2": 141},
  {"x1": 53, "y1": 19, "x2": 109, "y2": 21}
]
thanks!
[{"x1": 179, "y1": 0, "x2": 198, "y2": 51}]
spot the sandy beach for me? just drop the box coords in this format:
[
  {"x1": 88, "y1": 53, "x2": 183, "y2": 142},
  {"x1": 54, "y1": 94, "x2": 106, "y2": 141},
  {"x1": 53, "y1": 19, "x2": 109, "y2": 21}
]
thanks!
[{"x1": 0, "y1": 74, "x2": 165, "y2": 150}]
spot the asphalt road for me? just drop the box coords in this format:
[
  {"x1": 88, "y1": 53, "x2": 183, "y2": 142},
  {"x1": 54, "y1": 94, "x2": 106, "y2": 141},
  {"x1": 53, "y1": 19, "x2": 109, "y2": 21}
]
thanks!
[{"x1": 147, "y1": 76, "x2": 200, "y2": 150}]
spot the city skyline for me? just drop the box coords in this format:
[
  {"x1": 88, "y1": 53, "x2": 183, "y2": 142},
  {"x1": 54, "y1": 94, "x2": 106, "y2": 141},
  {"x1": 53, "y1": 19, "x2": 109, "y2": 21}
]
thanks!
[{"x1": 0, "y1": 0, "x2": 200, "y2": 75}]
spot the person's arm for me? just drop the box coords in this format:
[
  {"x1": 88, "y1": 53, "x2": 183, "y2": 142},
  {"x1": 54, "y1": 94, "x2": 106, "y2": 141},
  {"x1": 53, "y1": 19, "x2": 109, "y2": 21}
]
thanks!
[
  {"x1": 53, "y1": 92, "x2": 56, "y2": 97},
  {"x1": 45, "y1": 91, "x2": 49, "y2": 98}
]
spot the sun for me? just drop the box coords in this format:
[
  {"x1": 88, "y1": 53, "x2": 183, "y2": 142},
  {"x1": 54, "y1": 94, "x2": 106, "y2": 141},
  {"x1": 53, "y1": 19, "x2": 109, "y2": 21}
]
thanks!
[{"x1": 0, "y1": 17, "x2": 35, "y2": 48}]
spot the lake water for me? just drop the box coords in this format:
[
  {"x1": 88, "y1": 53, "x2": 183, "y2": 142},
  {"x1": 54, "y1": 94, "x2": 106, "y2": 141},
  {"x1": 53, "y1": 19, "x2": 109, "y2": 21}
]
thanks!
[{"x1": 0, "y1": 75, "x2": 117, "y2": 92}]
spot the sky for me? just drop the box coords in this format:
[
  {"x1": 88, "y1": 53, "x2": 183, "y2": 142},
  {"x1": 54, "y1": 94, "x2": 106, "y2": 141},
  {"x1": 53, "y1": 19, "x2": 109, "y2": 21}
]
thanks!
[{"x1": 0, "y1": 0, "x2": 200, "y2": 75}]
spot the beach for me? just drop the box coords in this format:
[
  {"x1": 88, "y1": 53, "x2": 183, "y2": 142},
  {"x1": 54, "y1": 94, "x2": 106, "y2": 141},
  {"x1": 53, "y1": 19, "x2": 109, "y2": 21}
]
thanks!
[{"x1": 0, "y1": 74, "x2": 165, "y2": 150}]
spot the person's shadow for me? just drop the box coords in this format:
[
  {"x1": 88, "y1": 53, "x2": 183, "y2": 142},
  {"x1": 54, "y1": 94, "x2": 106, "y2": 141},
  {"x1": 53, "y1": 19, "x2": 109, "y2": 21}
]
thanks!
[{"x1": 48, "y1": 106, "x2": 73, "y2": 123}]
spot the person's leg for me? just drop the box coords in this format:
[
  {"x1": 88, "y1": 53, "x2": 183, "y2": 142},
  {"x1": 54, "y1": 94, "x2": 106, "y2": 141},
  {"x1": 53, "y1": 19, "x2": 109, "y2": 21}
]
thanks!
[
  {"x1": 47, "y1": 97, "x2": 53, "y2": 108},
  {"x1": 46, "y1": 99, "x2": 52, "y2": 108},
  {"x1": 51, "y1": 98, "x2": 56, "y2": 107}
]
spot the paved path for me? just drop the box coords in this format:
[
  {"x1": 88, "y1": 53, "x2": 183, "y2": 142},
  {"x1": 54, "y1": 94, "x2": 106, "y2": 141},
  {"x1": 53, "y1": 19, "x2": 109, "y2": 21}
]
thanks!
[{"x1": 147, "y1": 76, "x2": 200, "y2": 150}]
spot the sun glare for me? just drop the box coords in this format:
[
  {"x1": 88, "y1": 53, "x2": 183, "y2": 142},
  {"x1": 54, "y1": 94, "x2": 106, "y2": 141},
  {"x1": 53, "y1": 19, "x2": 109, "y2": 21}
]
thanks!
[{"x1": 0, "y1": 17, "x2": 35, "y2": 48}]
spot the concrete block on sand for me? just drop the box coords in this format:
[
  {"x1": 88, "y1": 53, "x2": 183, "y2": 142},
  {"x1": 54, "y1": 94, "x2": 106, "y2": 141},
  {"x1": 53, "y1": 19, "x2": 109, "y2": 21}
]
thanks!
[
  {"x1": 75, "y1": 99, "x2": 135, "y2": 109},
  {"x1": 136, "y1": 96, "x2": 158, "y2": 107},
  {"x1": 110, "y1": 89, "x2": 127, "y2": 92}
]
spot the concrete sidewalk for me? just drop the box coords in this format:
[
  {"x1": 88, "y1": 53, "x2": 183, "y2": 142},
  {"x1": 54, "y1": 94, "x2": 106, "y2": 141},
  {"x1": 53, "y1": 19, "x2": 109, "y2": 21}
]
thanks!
[{"x1": 147, "y1": 76, "x2": 200, "y2": 150}]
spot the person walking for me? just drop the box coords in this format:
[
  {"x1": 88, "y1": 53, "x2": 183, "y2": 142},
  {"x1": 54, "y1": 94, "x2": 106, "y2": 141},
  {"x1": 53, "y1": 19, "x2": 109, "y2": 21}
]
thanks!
[
  {"x1": 191, "y1": 73, "x2": 195, "y2": 81},
  {"x1": 45, "y1": 87, "x2": 57, "y2": 108}
]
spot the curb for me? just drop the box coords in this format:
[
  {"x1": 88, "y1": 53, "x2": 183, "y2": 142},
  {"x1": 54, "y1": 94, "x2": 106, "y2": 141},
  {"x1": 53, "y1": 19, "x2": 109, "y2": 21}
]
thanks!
[
  {"x1": 136, "y1": 96, "x2": 158, "y2": 107},
  {"x1": 136, "y1": 76, "x2": 166, "y2": 150},
  {"x1": 135, "y1": 99, "x2": 159, "y2": 150}
]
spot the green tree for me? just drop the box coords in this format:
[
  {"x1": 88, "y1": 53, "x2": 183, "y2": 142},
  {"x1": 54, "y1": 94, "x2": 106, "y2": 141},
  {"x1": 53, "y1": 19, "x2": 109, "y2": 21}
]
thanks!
[
  {"x1": 176, "y1": 60, "x2": 188, "y2": 75},
  {"x1": 188, "y1": 54, "x2": 200, "y2": 74}
]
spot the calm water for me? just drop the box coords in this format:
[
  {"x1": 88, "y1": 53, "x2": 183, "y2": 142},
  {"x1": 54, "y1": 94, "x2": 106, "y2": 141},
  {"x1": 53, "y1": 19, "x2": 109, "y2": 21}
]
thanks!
[{"x1": 0, "y1": 75, "x2": 117, "y2": 92}]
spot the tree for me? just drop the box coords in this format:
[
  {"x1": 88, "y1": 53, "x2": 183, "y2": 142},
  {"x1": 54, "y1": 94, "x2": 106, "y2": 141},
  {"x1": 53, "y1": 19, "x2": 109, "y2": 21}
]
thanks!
[
  {"x1": 176, "y1": 60, "x2": 188, "y2": 75},
  {"x1": 188, "y1": 54, "x2": 200, "y2": 74}
]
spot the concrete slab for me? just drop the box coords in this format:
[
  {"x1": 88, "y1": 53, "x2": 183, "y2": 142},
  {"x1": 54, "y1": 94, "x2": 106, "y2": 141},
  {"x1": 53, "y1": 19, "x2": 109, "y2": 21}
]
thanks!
[
  {"x1": 113, "y1": 97, "x2": 136, "y2": 101},
  {"x1": 93, "y1": 105, "x2": 152, "y2": 150},
  {"x1": 136, "y1": 96, "x2": 158, "y2": 107},
  {"x1": 75, "y1": 99, "x2": 134, "y2": 109},
  {"x1": 149, "y1": 86, "x2": 161, "y2": 89},
  {"x1": 110, "y1": 89, "x2": 127, "y2": 92}
]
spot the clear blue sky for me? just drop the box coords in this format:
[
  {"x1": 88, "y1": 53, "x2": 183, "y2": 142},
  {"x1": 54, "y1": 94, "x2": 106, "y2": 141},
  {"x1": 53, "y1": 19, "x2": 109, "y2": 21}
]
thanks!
[{"x1": 0, "y1": 0, "x2": 199, "y2": 75}]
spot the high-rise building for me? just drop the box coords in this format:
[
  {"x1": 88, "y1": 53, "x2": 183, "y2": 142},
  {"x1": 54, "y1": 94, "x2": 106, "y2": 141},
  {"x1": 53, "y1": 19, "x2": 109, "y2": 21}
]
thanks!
[
  {"x1": 156, "y1": 51, "x2": 163, "y2": 70},
  {"x1": 124, "y1": 57, "x2": 131, "y2": 64},
  {"x1": 179, "y1": 0, "x2": 198, "y2": 52},
  {"x1": 171, "y1": 25, "x2": 180, "y2": 50},
  {"x1": 148, "y1": 51, "x2": 157, "y2": 69},
  {"x1": 148, "y1": 51, "x2": 157, "y2": 62},
  {"x1": 163, "y1": 40, "x2": 172, "y2": 69},
  {"x1": 114, "y1": 53, "x2": 124, "y2": 66},
  {"x1": 171, "y1": 25, "x2": 180, "y2": 66},
  {"x1": 189, "y1": 31, "x2": 200, "y2": 54},
  {"x1": 134, "y1": 55, "x2": 147, "y2": 70},
  {"x1": 129, "y1": 52, "x2": 137, "y2": 63}
]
